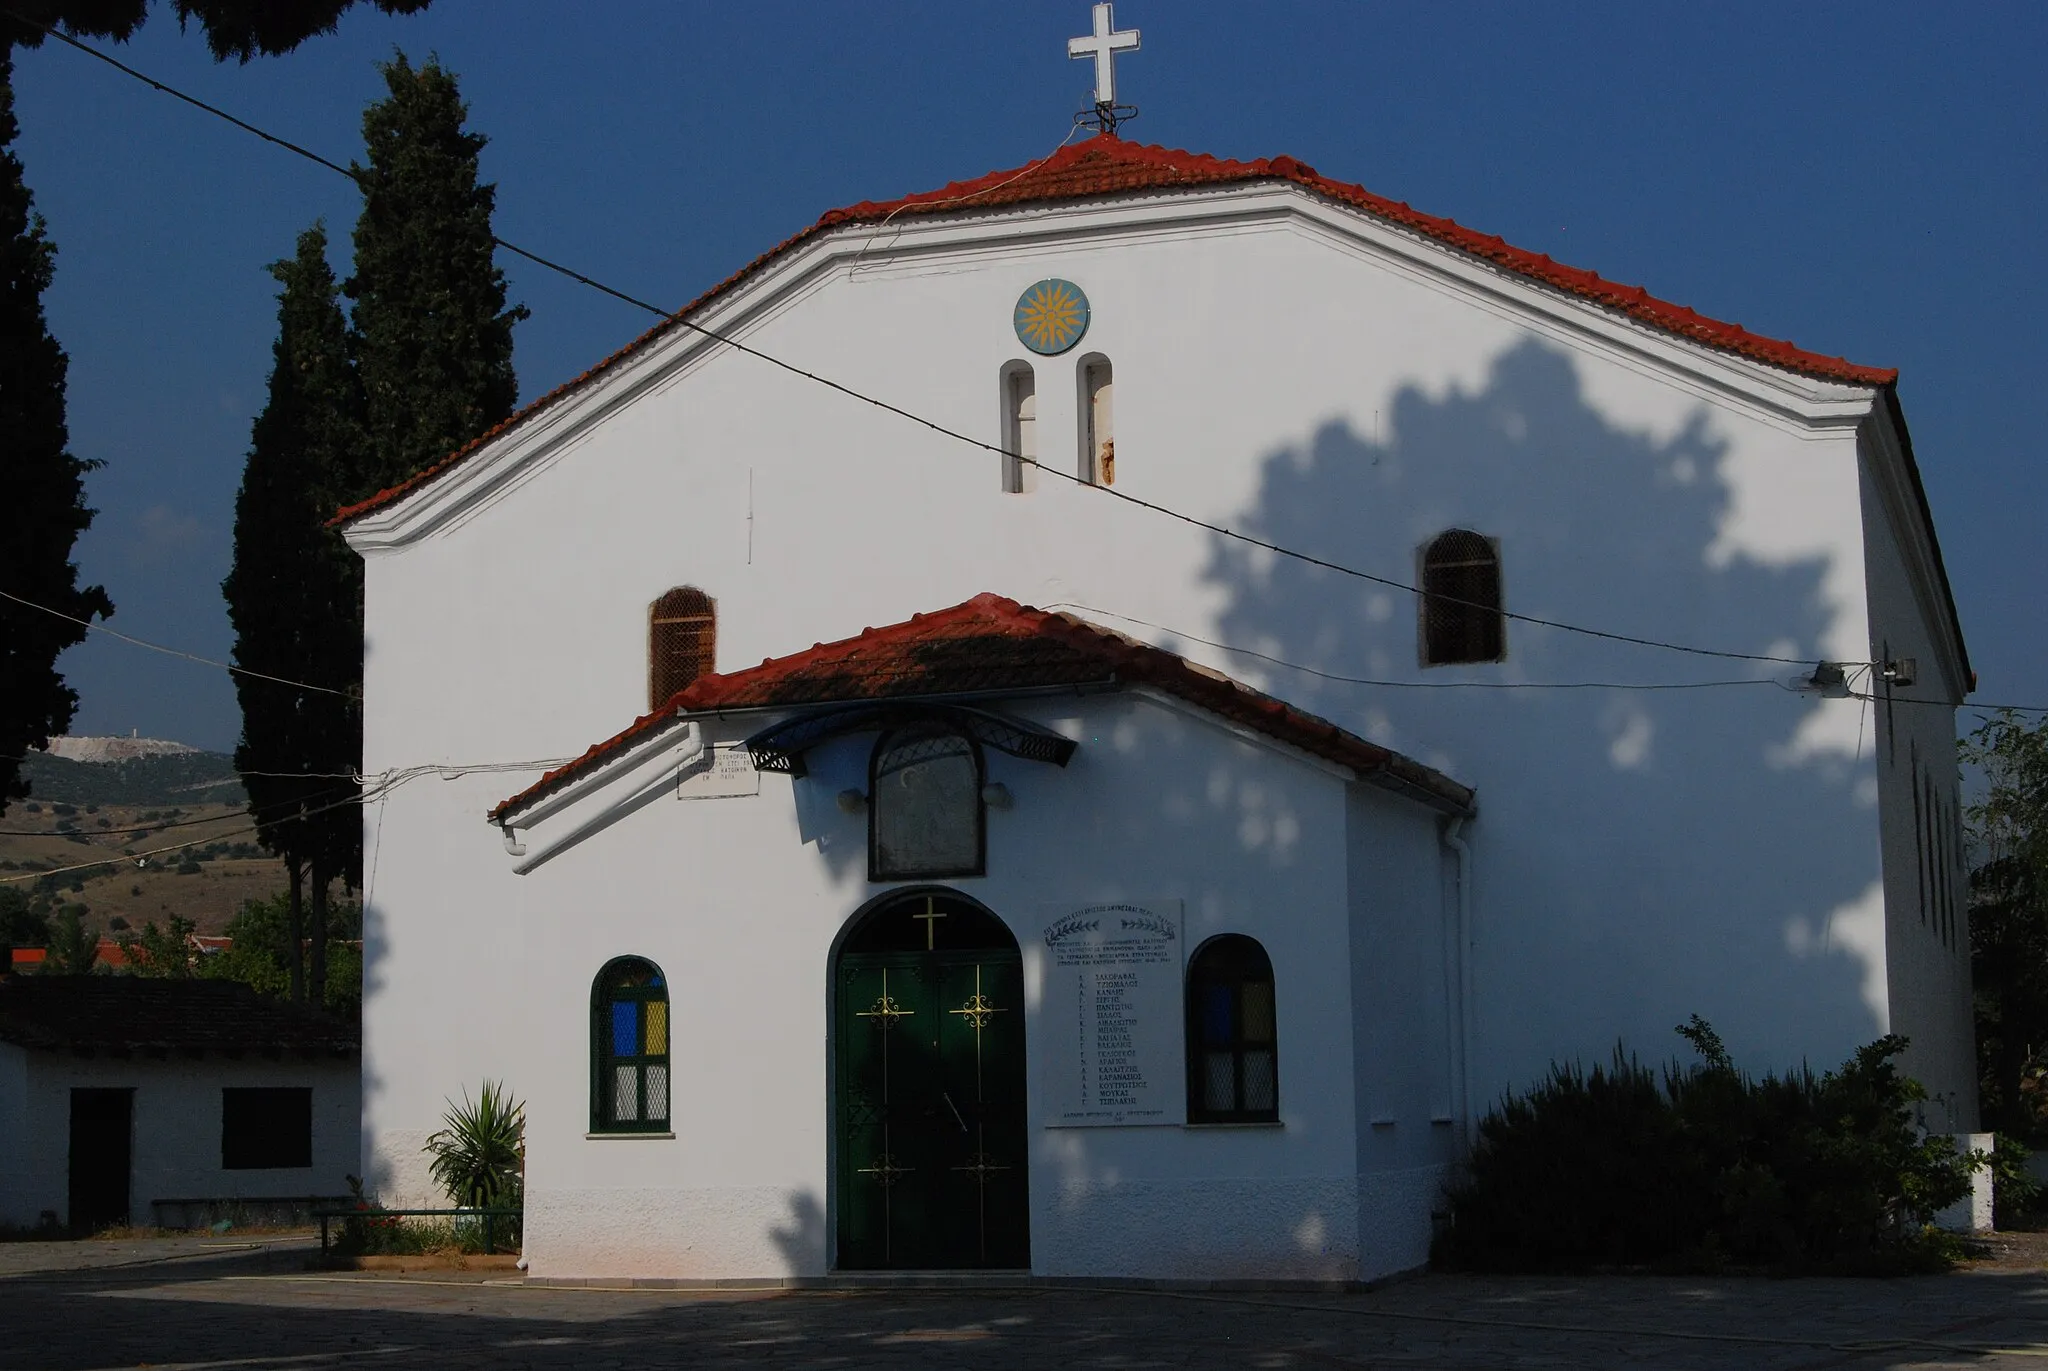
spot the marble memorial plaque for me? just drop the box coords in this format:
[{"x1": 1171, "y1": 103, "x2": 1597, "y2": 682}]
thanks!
[
  {"x1": 675, "y1": 744, "x2": 760, "y2": 800},
  {"x1": 1039, "y1": 900, "x2": 1184, "y2": 1127}
]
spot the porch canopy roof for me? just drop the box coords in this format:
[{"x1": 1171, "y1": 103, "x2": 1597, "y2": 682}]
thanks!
[{"x1": 493, "y1": 594, "x2": 1475, "y2": 824}]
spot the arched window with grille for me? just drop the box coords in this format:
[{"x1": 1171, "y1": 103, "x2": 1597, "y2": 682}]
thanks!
[
  {"x1": 1185, "y1": 935, "x2": 1279, "y2": 1124},
  {"x1": 649, "y1": 587, "x2": 716, "y2": 707},
  {"x1": 869, "y1": 722, "x2": 985, "y2": 881},
  {"x1": 1420, "y1": 530, "x2": 1504, "y2": 665},
  {"x1": 591, "y1": 957, "x2": 670, "y2": 1133}
]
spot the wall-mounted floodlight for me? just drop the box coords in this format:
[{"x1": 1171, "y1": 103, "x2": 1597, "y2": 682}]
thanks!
[
  {"x1": 836, "y1": 790, "x2": 868, "y2": 814},
  {"x1": 981, "y1": 782, "x2": 1014, "y2": 809}
]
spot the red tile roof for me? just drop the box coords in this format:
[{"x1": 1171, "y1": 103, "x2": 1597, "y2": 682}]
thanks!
[
  {"x1": 491, "y1": 593, "x2": 1474, "y2": 822},
  {"x1": 334, "y1": 134, "x2": 1895, "y2": 530},
  {"x1": 0, "y1": 976, "x2": 358, "y2": 1055}
]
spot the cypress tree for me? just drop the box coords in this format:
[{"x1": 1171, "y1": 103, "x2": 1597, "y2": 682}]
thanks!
[
  {"x1": 0, "y1": 52, "x2": 110, "y2": 818},
  {"x1": 3, "y1": 3, "x2": 435, "y2": 62},
  {"x1": 222, "y1": 224, "x2": 364, "y2": 1003},
  {"x1": 347, "y1": 51, "x2": 525, "y2": 497}
]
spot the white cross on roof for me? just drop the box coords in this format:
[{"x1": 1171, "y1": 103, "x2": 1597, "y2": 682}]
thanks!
[{"x1": 1068, "y1": 2, "x2": 1140, "y2": 109}]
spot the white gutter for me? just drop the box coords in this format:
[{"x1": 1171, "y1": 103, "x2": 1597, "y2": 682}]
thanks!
[
  {"x1": 500, "y1": 722, "x2": 706, "y2": 875},
  {"x1": 1442, "y1": 815, "x2": 1476, "y2": 1151}
]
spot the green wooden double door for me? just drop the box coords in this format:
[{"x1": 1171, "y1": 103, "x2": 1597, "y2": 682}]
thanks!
[{"x1": 835, "y1": 902, "x2": 1028, "y2": 1269}]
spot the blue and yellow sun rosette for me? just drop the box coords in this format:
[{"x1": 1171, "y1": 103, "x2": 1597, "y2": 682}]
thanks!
[{"x1": 1013, "y1": 279, "x2": 1090, "y2": 355}]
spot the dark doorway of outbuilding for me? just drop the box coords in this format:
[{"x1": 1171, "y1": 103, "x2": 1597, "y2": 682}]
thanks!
[
  {"x1": 68, "y1": 1087, "x2": 132, "y2": 1231},
  {"x1": 835, "y1": 888, "x2": 1028, "y2": 1270}
]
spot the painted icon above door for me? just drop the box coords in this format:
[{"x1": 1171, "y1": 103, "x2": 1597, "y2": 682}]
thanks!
[{"x1": 1014, "y1": 279, "x2": 1090, "y2": 355}]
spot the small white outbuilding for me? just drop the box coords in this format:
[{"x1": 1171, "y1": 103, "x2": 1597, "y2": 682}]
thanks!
[{"x1": 0, "y1": 976, "x2": 360, "y2": 1231}]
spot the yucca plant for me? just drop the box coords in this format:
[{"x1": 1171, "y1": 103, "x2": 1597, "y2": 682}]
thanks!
[{"x1": 423, "y1": 1080, "x2": 525, "y2": 1211}]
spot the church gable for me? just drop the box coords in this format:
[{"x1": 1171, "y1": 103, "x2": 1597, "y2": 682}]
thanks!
[{"x1": 334, "y1": 135, "x2": 1896, "y2": 536}]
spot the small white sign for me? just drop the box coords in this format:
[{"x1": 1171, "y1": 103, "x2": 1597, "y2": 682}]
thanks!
[
  {"x1": 1039, "y1": 899, "x2": 1184, "y2": 1127},
  {"x1": 675, "y1": 745, "x2": 760, "y2": 800}
]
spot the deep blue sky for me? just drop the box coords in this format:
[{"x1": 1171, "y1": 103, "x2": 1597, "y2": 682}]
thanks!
[{"x1": 14, "y1": 1, "x2": 2045, "y2": 752}]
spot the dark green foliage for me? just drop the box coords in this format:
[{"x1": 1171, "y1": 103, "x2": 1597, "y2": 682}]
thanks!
[
  {"x1": 202, "y1": 889, "x2": 360, "y2": 1015},
  {"x1": 2, "y1": 2, "x2": 433, "y2": 61},
  {"x1": 424, "y1": 1080, "x2": 524, "y2": 1211},
  {"x1": 40, "y1": 902, "x2": 97, "y2": 973},
  {"x1": 114, "y1": 913, "x2": 197, "y2": 975},
  {"x1": 0, "y1": 884, "x2": 49, "y2": 946},
  {"x1": 1965, "y1": 711, "x2": 2048, "y2": 1142},
  {"x1": 1439, "y1": 1019, "x2": 1976, "y2": 1272},
  {"x1": 347, "y1": 52, "x2": 524, "y2": 498},
  {"x1": 0, "y1": 53, "x2": 111, "y2": 818},
  {"x1": 222, "y1": 224, "x2": 365, "y2": 1003},
  {"x1": 13, "y1": 749, "x2": 244, "y2": 808},
  {"x1": 1991, "y1": 1133, "x2": 2043, "y2": 1228}
]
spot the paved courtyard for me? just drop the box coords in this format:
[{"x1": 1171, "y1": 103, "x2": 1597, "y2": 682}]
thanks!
[{"x1": 4, "y1": 1235, "x2": 2048, "y2": 1369}]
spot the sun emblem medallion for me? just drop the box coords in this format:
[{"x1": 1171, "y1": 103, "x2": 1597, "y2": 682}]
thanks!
[{"x1": 1013, "y1": 279, "x2": 1090, "y2": 355}]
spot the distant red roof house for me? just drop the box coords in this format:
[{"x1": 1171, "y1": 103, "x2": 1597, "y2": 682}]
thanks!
[
  {"x1": 493, "y1": 593, "x2": 1475, "y2": 824},
  {"x1": 336, "y1": 133, "x2": 1895, "y2": 530}
]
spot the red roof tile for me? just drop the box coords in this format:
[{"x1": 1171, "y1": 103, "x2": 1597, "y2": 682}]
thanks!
[
  {"x1": 0, "y1": 976, "x2": 358, "y2": 1055},
  {"x1": 491, "y1": 593, "x2": 1474, "y2": 822},
  {"x1": 334, "y1": 135, "x2": 1895, "y2": 530}
]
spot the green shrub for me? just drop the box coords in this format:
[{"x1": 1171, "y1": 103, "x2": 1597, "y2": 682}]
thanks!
[
  {"x1": 331, "y1": 1213, "x2": 514, "y2": 1257},
  {"x1": 424, "y1": 1081, "x2": 524, "y2": 1210},
  {"x1": 1992, "y1": 1133, "x2": 2043, "y2": 1228},
  {"x1": 1438, "y1": 1019, "x2": 1976, "y2": 1273}
]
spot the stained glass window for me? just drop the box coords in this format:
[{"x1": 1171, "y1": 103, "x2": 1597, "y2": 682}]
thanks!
[
  {"x1": 869, "y1": 723, "x2": 984, "y2": 880},
  {"x1": 592, "y1": 957, "x2": 670, "y2": 1133},
  {"x1": 1186, "y1": 935, "x2": 1279, "y2": 1124}
]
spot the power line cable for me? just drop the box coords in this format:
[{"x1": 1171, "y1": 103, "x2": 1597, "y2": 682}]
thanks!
[
  {"x1": 0, "y1": 588, "x2": 356, "y2": 699},
  {"x1": 13, "y1": 14, "x2": 1848, "y2": 674},
  {"x1": 0, "y1": 781, "x2": 358, "y2": 838},
  {"x1": 0, "y1": 784, "x2": 371, "y2": 885},
  {"x1": 1042, "y1": 601, "x2": 1796, "y2": 694}
]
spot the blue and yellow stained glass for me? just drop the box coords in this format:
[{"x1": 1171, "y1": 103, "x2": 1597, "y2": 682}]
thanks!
[{"x1": 1013, "y1": 279, "x2": 1090, "y2": 355}]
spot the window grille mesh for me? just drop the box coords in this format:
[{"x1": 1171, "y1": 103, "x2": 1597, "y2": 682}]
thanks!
[
  {"x1": 650, "y1": 588, "x2": 716, "y2": 707},
  {"x1": 1421, "y1": 531, "x2": 1504, "y2": 665}
]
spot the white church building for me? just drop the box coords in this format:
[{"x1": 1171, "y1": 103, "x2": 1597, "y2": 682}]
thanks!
[{"x1": 339, "y1": 14, "x2": 1975, "y2": 1286}]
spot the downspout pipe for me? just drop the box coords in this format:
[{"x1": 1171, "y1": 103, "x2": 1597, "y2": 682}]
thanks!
[{"x1": 1442, "y1": 815, "x2": 1476, "y2": 1152}]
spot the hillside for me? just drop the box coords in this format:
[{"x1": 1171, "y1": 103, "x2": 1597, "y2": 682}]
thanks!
[
  {"x1": 16, "y1": 747, "x2": 247, "y2": 810},
  {"x1": 3, "y1": 746, "x2": 289, "y2": 939}
]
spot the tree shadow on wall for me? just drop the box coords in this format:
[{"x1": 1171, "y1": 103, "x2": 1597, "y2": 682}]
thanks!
[{"x1": 1201, "y1": 338, "x2": 1886, "y2": 1086}]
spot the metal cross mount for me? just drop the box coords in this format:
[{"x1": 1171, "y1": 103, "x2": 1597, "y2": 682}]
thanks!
[
  {"x1": 1069, "y1": 1, "x2": 1140, "y2": 133},
  {"x1": 1076, "y1": 101, "x2": 1140, "y2": 135}
]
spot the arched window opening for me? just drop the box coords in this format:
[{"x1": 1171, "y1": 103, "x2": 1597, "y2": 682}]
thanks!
[
  {"x1": 1420, "y1": 531, "x2": 1504, "y2": 666},
  {"x1": 1001, "y1": 363, "x2": 1037, "y2": 495},
  {"x1": 650, "y1": 587, "x2": 716, "y2": 708},
  {"x1": 1187, "y1": 935, "x2": 1278, "y2": 1123},
  {"x1": 592, "y1": 957, "x2": 669, "y2": 1133},
  {"x1": 870, "y1": 723, "x2": 984, "y2": 881},
  {"x1": 1079, "y1": 356, "x2": 1113, "y2": 486}
]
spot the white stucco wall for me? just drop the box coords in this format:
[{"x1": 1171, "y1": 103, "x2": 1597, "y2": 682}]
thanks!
[
  {"x1": 0, "y1": 1042, "x2": 27, "y2": 1225},
  {"x1": 371, "y1": 691, "x2": 1431, "y2": 1282},
  {"x1": 1346, "y1": 783, "x2": 1462, "y2": 1280},
  {"x1": 1859, "y1": 423, "x2": 1977, "y2": 1126},
  {"x1": 349, "y1": 178, "x2": 1969, "y2": 1278},
  {"x1": 1, "y1": 1052, "x2": 359, "y2": 1228}
]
